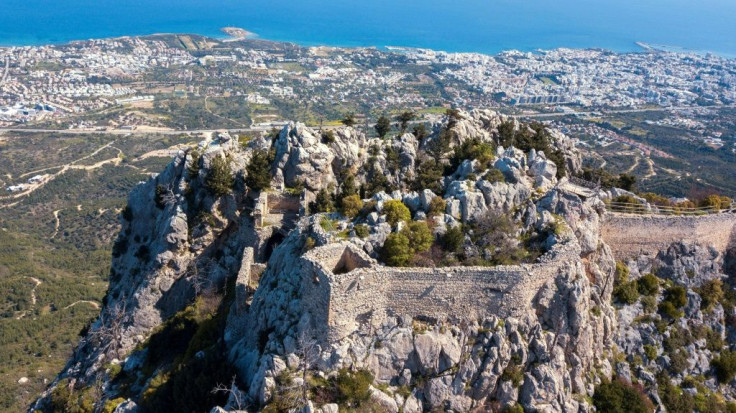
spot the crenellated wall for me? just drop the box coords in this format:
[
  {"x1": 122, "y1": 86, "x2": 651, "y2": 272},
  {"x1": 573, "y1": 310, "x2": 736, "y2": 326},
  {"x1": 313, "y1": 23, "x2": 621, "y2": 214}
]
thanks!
[
  {"x1": 600, "y1": 212, "x2": 736, "y2": 260},
  {"x1": 301, "y1": 241, "x2": 582, "y2": 342}
]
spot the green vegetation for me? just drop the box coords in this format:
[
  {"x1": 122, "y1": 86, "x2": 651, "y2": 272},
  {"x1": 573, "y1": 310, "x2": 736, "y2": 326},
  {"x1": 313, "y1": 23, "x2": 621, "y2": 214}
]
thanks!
[
  {"x1": 613, "y1": 261, "x2": 639, "y2": 305},
  {"x1": 310, "y1": 188, "x2": 336, "y2": 214},
  {"x1": 696, "y1": 279, "x2": 724, "y2": 313},
  {"x1": 712, "y1": 350, "x2": 736, "y2": 383},
  {"x1": 340, "y1": 195, "x2": 363, "y2": 219},
  {"x1": 637, "y1": 273, "x2": 660, "y2": 296},
  {"x1": 133, "y1": 289, "x2": 234, "y2": 412},
  {"x1": 427, "y1": 197, "x2": 446, "y2": 218},
  {"x1": 374, "y1": 115, "x2": 392, "y2": 138},
  {"x1": 0, "y1": 132, "x2": 193, "y2": 412},
  {"x1": 341, "y1": 113, "x2": 356, "y2": 127},
  {"x1": 592, "y1": 379, "x2": 653, "y2": 413},
  {"x1": 382, "y1": 200, "x2": 411, "y2": 226},
  {"x1": 396, "y1": 111, "x2": 416, "y2": 133},
  {"x1": 659, "y1": 285, "x2": 687, "y2": 320},
  {"x1": 245, "y1": 149, "x2": 273, "y2": 192},
  {"x1": 381, "y1": 221, "x2": 434, "y2": 267},
  {"x1": 205, "y1": 155, "x2": 234, "y2": 197},
  {"x1": 449, "y1": 137, "x2": 495, "y2": 172}
]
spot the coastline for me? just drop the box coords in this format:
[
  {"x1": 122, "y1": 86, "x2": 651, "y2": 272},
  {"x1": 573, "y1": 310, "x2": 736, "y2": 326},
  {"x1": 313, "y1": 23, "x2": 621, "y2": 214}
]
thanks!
[{"x1": 0, "y1": 28, "x2": 734, "y2": 60}]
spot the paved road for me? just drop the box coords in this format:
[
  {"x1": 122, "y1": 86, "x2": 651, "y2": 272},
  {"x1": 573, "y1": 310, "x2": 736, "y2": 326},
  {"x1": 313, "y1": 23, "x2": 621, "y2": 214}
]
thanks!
[
  {"x1": 0, "y1": 127, "x2": 263, "y2": 136},
  {"x1": 516, "y1": 103, "x2": 736, "y2": 119}
]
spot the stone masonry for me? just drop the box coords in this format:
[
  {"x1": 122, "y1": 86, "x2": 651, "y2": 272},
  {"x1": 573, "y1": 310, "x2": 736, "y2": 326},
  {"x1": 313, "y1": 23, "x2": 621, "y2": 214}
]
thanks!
[{"x1": 601, "y1": 212, "x2": 736, "y2": 260}]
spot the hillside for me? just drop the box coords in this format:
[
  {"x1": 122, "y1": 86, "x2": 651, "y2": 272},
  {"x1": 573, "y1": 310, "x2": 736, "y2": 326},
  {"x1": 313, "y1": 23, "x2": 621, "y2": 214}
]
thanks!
[{"x1": 31, "y1": 110, "x2": 736, "y2": 413}]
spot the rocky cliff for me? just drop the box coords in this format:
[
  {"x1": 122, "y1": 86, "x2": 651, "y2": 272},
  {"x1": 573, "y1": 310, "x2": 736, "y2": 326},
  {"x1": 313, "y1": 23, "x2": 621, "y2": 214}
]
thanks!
[{"x1": 33, "y1": 109, "x2": 736, "y2": 413}]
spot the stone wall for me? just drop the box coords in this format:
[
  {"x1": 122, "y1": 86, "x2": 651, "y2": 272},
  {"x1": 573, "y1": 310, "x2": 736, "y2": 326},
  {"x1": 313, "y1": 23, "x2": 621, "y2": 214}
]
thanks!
[
  {"x1": 600, "y1": 212, "x2": 736, "y2": 260},
  {"x1": 302, "y1": 241, "x2": 581, "y2": 342}
]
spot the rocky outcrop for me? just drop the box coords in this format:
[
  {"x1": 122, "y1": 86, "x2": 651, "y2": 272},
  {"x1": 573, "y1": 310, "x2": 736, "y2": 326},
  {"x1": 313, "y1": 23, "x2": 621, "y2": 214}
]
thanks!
[{"x1": 37, "y1": 110, "x2": 628, "y2": 413}]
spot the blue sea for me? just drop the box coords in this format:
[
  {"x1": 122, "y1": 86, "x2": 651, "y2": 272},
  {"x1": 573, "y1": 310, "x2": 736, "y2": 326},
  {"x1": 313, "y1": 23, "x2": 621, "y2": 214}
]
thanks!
[{"x1": 1, "y1": 0, "x2": 735, "y2": 57}]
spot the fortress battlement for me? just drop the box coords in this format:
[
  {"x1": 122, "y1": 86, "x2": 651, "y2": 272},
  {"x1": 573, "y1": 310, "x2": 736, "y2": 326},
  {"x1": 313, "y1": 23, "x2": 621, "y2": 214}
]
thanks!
[
  {"x1": 296, "y1": 237, "x2": 582, "y2": 342},
  {"x1": 601, "y1": 212, "x2": 736, "y2": 260}
]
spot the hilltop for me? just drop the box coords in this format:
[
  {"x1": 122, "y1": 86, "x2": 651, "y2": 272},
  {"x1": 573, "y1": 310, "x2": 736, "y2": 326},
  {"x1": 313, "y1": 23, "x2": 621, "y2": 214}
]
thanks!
[{"x1": 32, "y1": 109, "x2": 736, "y2": 412}]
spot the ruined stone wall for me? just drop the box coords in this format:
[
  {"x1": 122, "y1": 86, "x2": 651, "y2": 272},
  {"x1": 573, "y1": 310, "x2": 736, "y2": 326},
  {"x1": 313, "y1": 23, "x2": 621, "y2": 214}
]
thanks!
[
  {"x1": 306, "y1": 241, "x2": 581, "y2": 342},
  {"x1": 601, "y1": 213, "x2": 736, "y2": 260}
]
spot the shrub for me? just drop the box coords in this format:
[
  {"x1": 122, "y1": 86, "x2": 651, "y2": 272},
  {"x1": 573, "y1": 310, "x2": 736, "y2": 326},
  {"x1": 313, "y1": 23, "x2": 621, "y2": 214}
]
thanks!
[
  {"x1": 245, "y1": 149, "x2": 272, "y2": 192},
  {"x1": 615, "y1": 261, "x2": 630, "y2": 280},
  {"x1": 712, "y1": 350, "x2": 736, "y2": 383},
  {"x1": 411, "y1": 159, "x2": 444, "y2": 194},
  {"x1": 669, "y1": 350, "x2": 689, "y2": 374},
  {"x1": 614, "y1": 280, "x2": 639, "y2": 305},
  {"x1": 641, "y1": 295, "x2": 657, "y2": 313},
  {"x1": 500, "y1": 362, "x2": 524, "y2": 387},
  {"x1": 354, "y1": 224, "x2": 369, "y2": 239},
  {"x1": 440, "y1": 225, "x2": 464, "y2": 253},
  {"x1": 484, "y1": 168, "x2": 505, "y2": 183},
  {"x1": 450, "y1": 137, "x2": 495, "y2": 171},
  {"x1": 310, "y1": 188, "x2": 336, "y2": 213},
  {"x1": 187, "y1": 150, "x2": 201, "y2": 179},
  {"x1": 205, "y1": 155, "x2": 234, "y2": 197},
  {"x1": 427, "y1": 196, "x2": 446, "y2": 217},
  {"x1": 412, "y1": 124, "x2": 428, "y2": 141},
  {"x1": 382, "y1": 233, "x2": 412, "y2": 266},
  {"x1": 664, "y1": 285, "x2": 688, "y2": 308},
  {"x1": 638, "y1": 273, "x2": 659, "y2": 296},
  {"x1": 335, "y1": 369, "x2": 374, "y2": 407},
  {"x1": 383, "y1": 200, "x2": 411, "y2": 226},
  {"x1": 644, "y1": 344, "x2": 658, "y2": 361},
  {"x1": 155, "y1": 184, "x2": 168, "y2": 209},
  {"x1": 303, "y1": 236, "x2": 316, "y2": 252},
  {"x1": 659, "y1": 301, "x2": 684, "y2": 320},
  {"x1": 340, "y1": 195, "x2": 363, "y2": 219},
  {"x1": 341, "y1": 113, "x2": 356, "y2": 127},
  {"x1": 696, "y1": 279, "x2": 724, "y2": 313},
  {"x1": 374, "y1": 115, "x2": 392, "y2": 138},
  {"x1": 592, "y1": 379, "x2": 653, "y2": 413},
  {"x1": 321, "y1": 129, "x2": 336, "y2": 144},
  {"x1": 706, "y1": 328, "x2": 725, "y2": 351},
  {"x1": 121, "y1": 205, "x2": 133, "y2": 221},
  {"x1": 402, "y1": 221, "x2": 434, "y2": 254}
]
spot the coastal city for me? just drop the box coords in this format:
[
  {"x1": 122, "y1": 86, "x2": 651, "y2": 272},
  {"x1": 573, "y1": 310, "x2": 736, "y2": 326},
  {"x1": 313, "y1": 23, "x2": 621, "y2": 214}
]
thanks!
[
  {"x1": 1, "y1": 1, "x2": 736, "y2": 410},
  {"x1": 0, "y1": 33, "x2": 734, "y2": 129}
]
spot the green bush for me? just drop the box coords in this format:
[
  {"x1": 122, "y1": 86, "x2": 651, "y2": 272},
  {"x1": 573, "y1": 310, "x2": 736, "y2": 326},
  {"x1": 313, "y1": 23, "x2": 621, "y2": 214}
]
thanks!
[
  {"x1": 696, "y1": 279, "x2": 724, "y2": 313},
  {"x1": 321, "y1": 129, "x2": 336, "y2": 144},
  {"x1": 310, "y1": 188, "x2": 336, "y2": 213},
  {"x1": 712, "y1": 350, "x2": 736, "y2": 383},
  {"x1": 592, "y1": 379, "x2": 653, "y2": 413},
  {"x1": 205, "y1": 155, "x2": 234, "y2": 197},
  {"x1": 340, "y1": 195, "x2": 363, "y2": 219},
  {"x1": 484, "y1": 168, "x2": 505, "y2": 183},
  {"x1": 402, "y1": 221, "x2": 434, "y2": 254},
  {"x1": 427, "y1": 196, "x2": 446, "y2": 217},
  {"x1": 614, "y1": 280, "x2": 639, "y2": 305},
  {"x1": 383, "y1": 200, "x2": 411, "y2": 226},
  {"x1": 644, "y1": 344, "x2": 658, "y2": 361},
  {"x1": 641, "y1": 295, "x2": 657, "y2": 313},
  {"x1": 245, "y1": 149, "x2": 272, "y2": 192},
  {"x1": 382, "y1": 233, "x2": 412, "y2": 266},
  {"x1": 658, "y1": 285, "x2": 687, "y2": 319},
  {"x1": 335, "y1": 369, "x2": 374, "y2": 407},
  {"x1": 187, "y1": 150, "x2": 201, "y2": 179},
  {"x1": 441, "y1": 225, "x2": 465, "y2": 253},
  {"x1": 638, "y1": 273, "x2": 659, "y2": 296},
  {"x1": 353, "y1": 224, "x2": 369, "y2": 239},
  {"x1": 500, "y1": 362, "x2": 524, "y2": 387},
  {"x1": 659, "y1": 301, "x2": 683, "y2": 320},
  {"x1": 669, "y1": 350, "x2": 689, "y2": 374}
]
